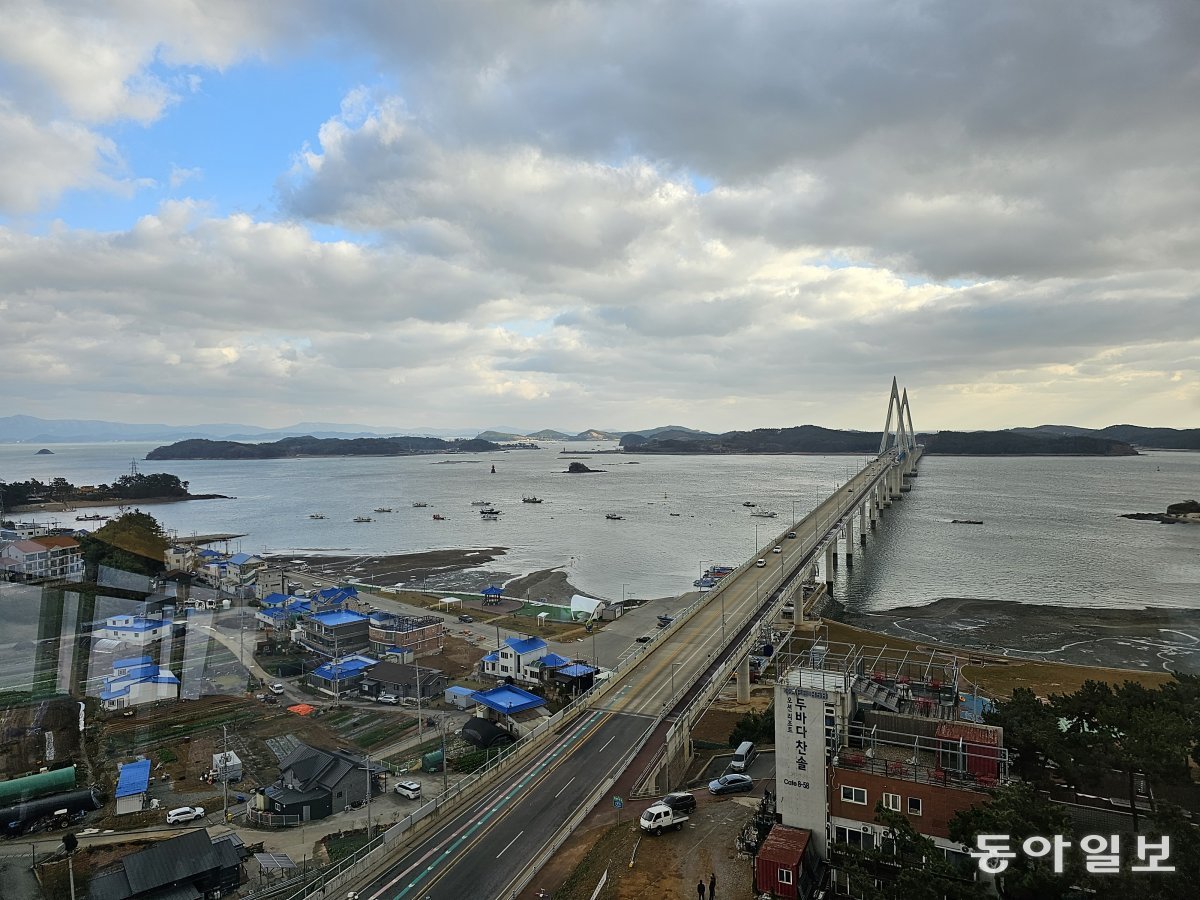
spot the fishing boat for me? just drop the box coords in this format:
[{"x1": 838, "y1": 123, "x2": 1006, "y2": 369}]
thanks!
[
  {"x1": 432, "y1": 514, "x2": 446, "y2": 520},
  {"x1": 75, "y1": 514, "x2": 109, "y2": 522},
  {"x1": 522, "y1": 496, "x2": 544, "y2": 504},
  {"x1": 412, "y1": 502, "x2": 428, "y2": 508},
  {"x1": 470, "y1": 500, "x2": 491, "y2": 506},
  {"x1": 353, "y1": 515, "x2": 374, "y2": 523},
  {"x1": 480, "y1": 512, "x2": 500, "y2": 521},
  {"x1": 742, "y1": 501, "x2": 757, "y2": 507},
  {"x1": 308, "y1": 513, "x2": 327, "y2": 519},
  {"x1": 478, "y1": 507, "x2": 501, "y2": 516},
  {"x1": 750, "y1": 510, "x2": 777, "y2": 518},
  {"x1": 373, "y1": 507, "x2": 393, "y2": 513},
  {"x1": 605, "y1": 513, "x2": 624, "y2": 520}
]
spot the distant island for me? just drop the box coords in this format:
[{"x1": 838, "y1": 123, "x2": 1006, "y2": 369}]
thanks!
[
  {"x1": 146, "y1": 435, "x2": 502, "y2": 460},
  {"x1": 1, "y1": 472, "x2": 227, "y2": 512},
  {"x1": 620, "y1": 425, "x2": 1138, "y2": 456},
  {"x1": 35, "y1": 448, "x2": 53, "y2": 454},
  {"x1": 1122, "y1": 499, "x2": 1200, "y2": 524}
]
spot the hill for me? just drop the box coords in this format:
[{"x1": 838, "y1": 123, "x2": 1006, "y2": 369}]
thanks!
[{"x1": 146, "y1": 436, "x2": 501, "y2": 460}]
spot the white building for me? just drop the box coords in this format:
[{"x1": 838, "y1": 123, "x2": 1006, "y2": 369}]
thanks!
[
  {"x1": 1, "y1": 535, "x2": 84, "y2": 581},
  {"x1": 479, "y1": 636, "x2": 549, "y2": 685},
  {"x1": 100, "y1": 656, "x2": 180, "y2": 710},
  {"x1": 94, "y1": 614, "x2": 171, "y2": 647}
]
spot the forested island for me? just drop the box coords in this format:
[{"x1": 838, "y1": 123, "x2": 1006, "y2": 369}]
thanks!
[
  {"x1": 0, "y1": 472, "x2": 226, "y2": 511},
  {"x1": 146, "y1": 435, "x2": 502, "y2": 460},
  {"x1": 620, "y1": 425, "x2": 1137, "y2": 456}
]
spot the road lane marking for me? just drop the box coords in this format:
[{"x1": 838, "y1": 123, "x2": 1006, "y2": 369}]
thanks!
[
  {"x1": 496, "y1": 830, "x2": 524, "y2": 858},
  {"x1": 554, "y1": 776, "x2": 576, "y2": 798},
  {"x1": 599, "y1": 735, "x2": 617, "y2": 752}
]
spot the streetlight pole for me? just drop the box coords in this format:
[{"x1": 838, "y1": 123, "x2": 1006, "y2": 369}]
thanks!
[
  {"x1": 755, "y1": 524, "x2": 760, "y2": 553},
  {"x1": 621, "y1": 583, "x2": 628, "y2": 605}
]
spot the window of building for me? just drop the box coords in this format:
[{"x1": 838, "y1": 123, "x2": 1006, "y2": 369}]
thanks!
[
  {"x1": 834, "y1": 826, "x2": 874, "y2": 850},
  {"x1": 883, "y1": 792, "x2": 901, "y2": 811},
  {"x1": 778, "y1": 868, "x2": 793, "y2": 885},
  {"x1": 907, "y1": 796, "x2": 922, "y2": 816},
  {"x1": 841, "y1": 785, "x2": 867, "y2": 805},
  {"x1": 500, "y1": 665, "x2": 510, "y2": 673}
]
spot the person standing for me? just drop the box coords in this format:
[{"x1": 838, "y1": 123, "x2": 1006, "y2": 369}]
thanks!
[
  {"x1": 697, "y1": 880, "x2": 706, "y2": 900},
  {"x1": 709, "y1": 872, "x2": 717, "y2": 899}
]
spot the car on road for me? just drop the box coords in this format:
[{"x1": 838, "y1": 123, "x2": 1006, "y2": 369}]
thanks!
[
  {"x1": 458, "y1": 613, "x2": 474, "y2": 623},
  {"x1": 166, "y1": 806, "x2": 205, "y2": 824},
  {"x1": 377, "y1": 693, "x2": 400, "y2": 705},
  {"x1": 755, "y1": 559, "x2": 766, "y2": 568},
  {"x1": 269, "y1": 683, "x2": 285, "y2": 695},
  {"x1": 787, "y1": 531, "x2": 796, "y2": 539},
  {"x1": 394, "y1": 780, "x2": 422, "y2": 800},
  {"x1": 708, "y1": 774, "x2": 754, "y2": 796},
  {"x1": 636, "y1": 634, "x2": 654, "y2": 644},
  {"x1": 772, "y1": 546, "x2": 782, "y2": 553},
  {"x1": 660, "y1": 791, "x2": 697, "y2": 814}
]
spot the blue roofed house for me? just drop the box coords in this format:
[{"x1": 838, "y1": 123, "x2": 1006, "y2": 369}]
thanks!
[
  {"x1": 480, "y1": 636, "x2": 548, "y2": 685},
  {"x1": 99, "y1": 656, "x2": 180, "y2": 711},
  {"x1": 114, "y1": 758, "x2": 152, "y2": 815},
  {"x1": 297, "y1": 608, "x2": 370, "y2": 658},
  {"x1": 464, "y1": 684, "x2": 549, "y2": 743},
  {"x1": 526, "y1": 651, "x2": 572, "y2": 684},
  {"x1": 307, "y1": 655, "x2": 378, "y2": 698},
  {"x1": 93, "y1": 614, "x2": 170, "y2": 648}
]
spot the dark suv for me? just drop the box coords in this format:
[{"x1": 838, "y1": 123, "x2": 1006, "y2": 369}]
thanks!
[{"x1": 660, "y1": 791, "x2": 697, "y2": 814}]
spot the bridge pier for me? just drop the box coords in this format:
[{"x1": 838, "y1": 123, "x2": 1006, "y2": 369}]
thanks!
[
  {"x1": 844, "y1": 520, "x2": 854, "y2": 567},
  {"x1": 737, "y1": 656, "x2": 751, "y2": 703},
  {"x1": 824, "y1": 544, "x2": 835, "y2": 595},
  {"x1": 859, "y1": 503, "x2": 868, "y2": 544},
  {"x1": 831, "y1": 530, "x2": 838, "y2": 570}
]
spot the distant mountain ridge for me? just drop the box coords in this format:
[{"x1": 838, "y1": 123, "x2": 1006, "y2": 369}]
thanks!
[{"x1": 4, "y1": 415, "x2": 1195, "y2": 449}]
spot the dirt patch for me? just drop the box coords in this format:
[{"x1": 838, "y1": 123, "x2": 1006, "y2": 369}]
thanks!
[{"x1": 526, "y1": 801, "x2": 760, "y2": 900}]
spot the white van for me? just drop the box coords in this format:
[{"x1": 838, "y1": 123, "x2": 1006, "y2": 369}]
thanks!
[{"x1": 729, "y1": 741, "x2": 757, "y2": 773}]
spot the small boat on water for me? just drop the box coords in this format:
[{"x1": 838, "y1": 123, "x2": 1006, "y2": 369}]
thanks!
[
  {"x1": 75, "y1": 514, "x2": 110, "y2": 522},
  {"x1": 951, "y1": 519, "x2": 984, "y2": 525},
  {"x1": 522, "y1": 496, "x2": 544, "y2": 504},
  {"x1": 374, "y1": 507, "x2": 393, "y2": 513},
  {"x1": 432, "y1": 514, "x2": 446, "y2": 520},
  {"x1": 605, "y1": 513, "x2": 624, "y2": 520},
  {"x1": 478, "y1": 507, "x2": 501, "y2": 516},
  {"x1": 308, "y1": 513, "x2": 327, "y2": 519},
  {"x1": 480, "y1": 512, "x2": 500, "y2": 520},
  {"x1": 750, "y1": 510, "x2": 777, "y2": 518},
  {"x1": 412, "y1": 502, "x2": 428, "y2": 508},
  {"x1": 470, "y1": 500, "x2": 491, "y2": 506},
  {"x1": 353, "y1": 516, "x2": 374, "y2": 523},
  {"x1": 742, "y1": 501, "x2": 757, "y2": 507}
]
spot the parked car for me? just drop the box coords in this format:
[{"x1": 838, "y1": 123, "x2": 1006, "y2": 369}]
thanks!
[
  {"x1": 377, "y1": 694, "x2": 400, "y2": 705},
  {"x1": 708, "y1": 774, "x2": 754, "y2": 796},
  {"x1": 660, "y1": 791, "x2": 697, "y2": 814},
  {"x1": 166, "y1": 806, "x2": 205, "y2": 824},
  {"x1": 394, "y1": 780, "x2": 422, "y2": 800},
  {"x1": 269, "y1": 683, "x2": 285, "y2": 695},
  {"x1": 458, "y1": 613, "x2": 474, "y2": 623},
  {"x1": 640, "y1": 802, "x2": 689, "y2": 835}
]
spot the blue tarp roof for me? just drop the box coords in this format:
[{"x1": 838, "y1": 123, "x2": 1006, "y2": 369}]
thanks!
[
  {"x1": 307, "y1": 609, "x2": 367, "y2": 626},
  {"x1": 471, "y1": 685, "x2": 546, "y2": 714},
  {"x1": 115, "y1": 759, "x2": 151, "y2": 798},
  {"x1": 312, "y1": 656, "x2": 377, "y2": 680},
  {"x1": 505, "y1": 636, "x2": 547, "y2": 655},
  {"x1": 557, "y1": 663, "x2": 598, "y2": 678}
]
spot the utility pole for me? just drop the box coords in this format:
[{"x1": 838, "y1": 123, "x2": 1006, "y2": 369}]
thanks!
[
  {"x1": 222, "y1": 725, "x2": 229, "y2": 823},
  {"x1": 440, "y1": 717, "x2": 448, "y2": 794},
  {"x1": 364, "y1": 751, "x2": 373, "y2": 839},
  {"x1": 415, "y1": 661, "x2": 423, "y2": 745}
]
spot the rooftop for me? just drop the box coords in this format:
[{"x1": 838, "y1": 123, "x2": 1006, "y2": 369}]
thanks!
[
  {"x1": 115, "y1": 758, "x2": 152, "y2": 798},
  {"x1": 307, "y1": 608, "x2": 368, "y2": 627},
  {"x1": 471, "y1": 684, "x2": 547, "y2": 714}
]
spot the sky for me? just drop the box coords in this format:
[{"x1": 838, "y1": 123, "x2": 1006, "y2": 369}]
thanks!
[{"x1": 1, "y1": 0, "x2": 1198, "y2": 433}]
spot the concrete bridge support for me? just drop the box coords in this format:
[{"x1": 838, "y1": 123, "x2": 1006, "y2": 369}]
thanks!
[
  {"x1": 859, "y1": 503, "x2": 868, "y2": 544},
  {"x1": 831, "y1": 530, "x2": 838, "y2": 569},
  {"x1": 824, "y1": 544, "x2": 835, "y2": 595},
  {"x1": 844, "y1": 520, "x2": 854, "y2": 567},
  {"x1": 737, "y1": 656, "x2": 751, "y2": 704}
]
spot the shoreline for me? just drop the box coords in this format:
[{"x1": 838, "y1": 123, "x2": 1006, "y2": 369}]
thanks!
[
  {"x1": 11, "y1": 495, "x2": 228, "y2": 513},
  {"x1": 834, "y1": 596, "x2": 1200, "y2": 674}
]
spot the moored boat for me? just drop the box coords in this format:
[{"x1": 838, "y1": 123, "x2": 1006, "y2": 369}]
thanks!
[
  {"x1": 412, "y1": 502, "x2": 428, "y2": 508},
  {"x1": 605, "y1": 513, "x2": 624, "y2": 520},
  {"x1": 353, "y1": 515, "x2": 374, "y2": 523},
  {"x1": 308, "y1": 513, "x2": 327, "y2": 519},
  {"x1": 522, "y1": 496, "x2": 544, "y2": 503}
]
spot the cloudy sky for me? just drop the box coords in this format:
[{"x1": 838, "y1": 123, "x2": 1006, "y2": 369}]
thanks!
[{"x1": 2, "y1": 1, "x2": 1197, "y2": 433}]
